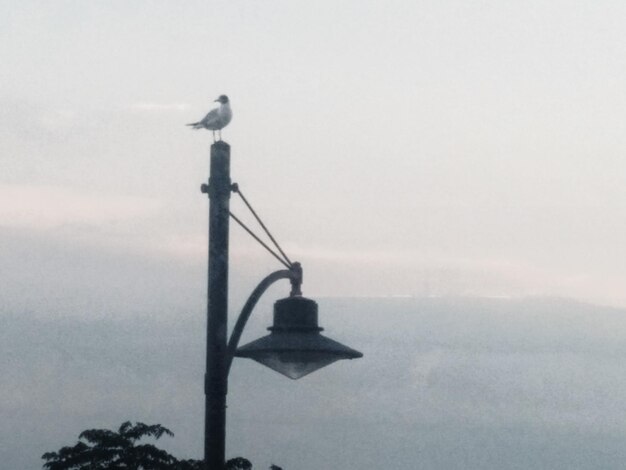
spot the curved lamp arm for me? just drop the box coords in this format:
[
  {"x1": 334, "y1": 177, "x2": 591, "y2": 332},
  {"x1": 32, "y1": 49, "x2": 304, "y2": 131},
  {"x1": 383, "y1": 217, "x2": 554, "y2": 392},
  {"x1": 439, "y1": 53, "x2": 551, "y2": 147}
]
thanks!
[{"x1": 225, "y1": 262, "x2": 302, "y2": 376}]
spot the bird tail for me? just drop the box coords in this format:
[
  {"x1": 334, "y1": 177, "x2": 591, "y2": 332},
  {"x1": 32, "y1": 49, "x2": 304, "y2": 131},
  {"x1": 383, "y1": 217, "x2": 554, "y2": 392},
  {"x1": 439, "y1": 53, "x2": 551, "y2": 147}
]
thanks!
[{"x1": 186, "y1": 122, "x2": 202, "y2": 129}]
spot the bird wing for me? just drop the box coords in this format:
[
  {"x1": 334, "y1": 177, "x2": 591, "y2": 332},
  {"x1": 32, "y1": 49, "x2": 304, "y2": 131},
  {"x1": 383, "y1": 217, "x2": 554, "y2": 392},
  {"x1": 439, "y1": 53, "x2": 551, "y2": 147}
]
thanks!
[{"x1": 200, "y1": 108, "x2": 219, "y2": 126}]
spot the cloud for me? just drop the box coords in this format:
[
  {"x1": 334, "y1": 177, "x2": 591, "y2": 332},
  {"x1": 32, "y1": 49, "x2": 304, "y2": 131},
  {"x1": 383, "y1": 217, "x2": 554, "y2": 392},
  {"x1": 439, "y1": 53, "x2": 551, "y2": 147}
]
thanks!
[
  {"x1": 0, "y1": 184, "x2": 161, "y2": 229},
  {"x1": 128, "y1": 102, "x2": 190, "y2": 112}
]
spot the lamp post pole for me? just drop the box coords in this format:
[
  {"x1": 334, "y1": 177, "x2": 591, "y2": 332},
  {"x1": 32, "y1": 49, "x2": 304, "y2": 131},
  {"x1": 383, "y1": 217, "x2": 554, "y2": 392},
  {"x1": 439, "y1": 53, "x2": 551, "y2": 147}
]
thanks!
[
  {"x1": 203, "y1": 141, "x2": 231, "y2": 470},
  {"x1": 199, "y1": 140, "x2": 361, "y2": 470}
]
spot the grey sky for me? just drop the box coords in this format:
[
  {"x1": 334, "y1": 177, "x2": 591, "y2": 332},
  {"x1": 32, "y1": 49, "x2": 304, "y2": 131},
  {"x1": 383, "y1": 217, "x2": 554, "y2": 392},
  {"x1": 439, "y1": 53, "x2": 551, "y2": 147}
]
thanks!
[
  {"x1": 2, "y1": 1, "x2": 626, "y2": 306},
  {"x1": 3, "y1": 3, "x2": 626, "y2": 469}
]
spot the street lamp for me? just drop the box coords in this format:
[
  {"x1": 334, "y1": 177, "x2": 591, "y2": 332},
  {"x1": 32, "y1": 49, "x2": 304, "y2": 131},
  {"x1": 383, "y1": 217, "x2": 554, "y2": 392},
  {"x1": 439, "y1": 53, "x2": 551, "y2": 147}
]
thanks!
[
  {"x1": 236, "y1": 294, "x2": 362, "y2": 380},
  {"x1": 200, "y1": 141, "x2": 362, "y2": 470}
]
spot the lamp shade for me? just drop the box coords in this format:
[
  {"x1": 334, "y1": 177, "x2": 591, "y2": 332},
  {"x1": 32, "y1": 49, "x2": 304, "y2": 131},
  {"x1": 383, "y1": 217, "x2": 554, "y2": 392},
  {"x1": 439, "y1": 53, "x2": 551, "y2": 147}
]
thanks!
[{"x1": 235, "y1": 296, "x2": 363, "y2": 379}]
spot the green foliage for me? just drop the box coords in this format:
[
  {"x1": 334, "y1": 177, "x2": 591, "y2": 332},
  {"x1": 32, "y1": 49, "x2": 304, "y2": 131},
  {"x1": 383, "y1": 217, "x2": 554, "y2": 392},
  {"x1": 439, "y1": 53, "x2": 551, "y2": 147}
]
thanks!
[
  {"x1": 42, "y1": 421, "x2": 280, "y2": 469},
  {"x1": 41, "y1": 421, "x2": 201, "y2": 470},
  {"x1": 225, "y1": 457, "x2": 252, "y2": 470}
]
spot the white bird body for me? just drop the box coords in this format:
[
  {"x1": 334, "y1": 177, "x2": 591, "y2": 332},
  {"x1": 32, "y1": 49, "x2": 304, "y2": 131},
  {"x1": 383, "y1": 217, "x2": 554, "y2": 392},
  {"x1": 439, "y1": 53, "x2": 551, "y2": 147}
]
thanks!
[{"x1": 187, "y1": 95, "x2": 232, "y2": 141}]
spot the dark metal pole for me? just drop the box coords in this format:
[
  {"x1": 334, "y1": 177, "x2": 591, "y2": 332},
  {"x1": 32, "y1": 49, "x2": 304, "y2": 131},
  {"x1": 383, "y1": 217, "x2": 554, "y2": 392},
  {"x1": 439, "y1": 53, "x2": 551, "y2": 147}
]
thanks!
[{"x1": 202, "y1": 141, "x2": 231, "y2": 470}]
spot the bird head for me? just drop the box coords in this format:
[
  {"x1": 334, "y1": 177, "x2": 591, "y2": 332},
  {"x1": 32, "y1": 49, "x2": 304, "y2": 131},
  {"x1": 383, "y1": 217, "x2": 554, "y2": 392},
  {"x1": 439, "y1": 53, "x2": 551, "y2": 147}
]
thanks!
[{"x1": 215, "y1": 95, "x2": 229, "y2": 104}]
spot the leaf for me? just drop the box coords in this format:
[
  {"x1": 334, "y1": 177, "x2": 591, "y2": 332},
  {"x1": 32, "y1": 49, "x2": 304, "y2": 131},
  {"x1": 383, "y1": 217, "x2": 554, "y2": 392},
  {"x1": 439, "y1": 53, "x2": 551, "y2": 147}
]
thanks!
[{"x1": 226, "y1": 456, "x2": 252, "y2": 470}]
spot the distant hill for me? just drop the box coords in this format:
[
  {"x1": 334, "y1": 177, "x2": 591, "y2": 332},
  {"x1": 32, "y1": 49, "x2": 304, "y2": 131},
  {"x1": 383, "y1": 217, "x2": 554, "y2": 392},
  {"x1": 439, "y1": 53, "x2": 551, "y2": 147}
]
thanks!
[{"x1": 2, "y1": 296, "x2": 626, "y2": 470}]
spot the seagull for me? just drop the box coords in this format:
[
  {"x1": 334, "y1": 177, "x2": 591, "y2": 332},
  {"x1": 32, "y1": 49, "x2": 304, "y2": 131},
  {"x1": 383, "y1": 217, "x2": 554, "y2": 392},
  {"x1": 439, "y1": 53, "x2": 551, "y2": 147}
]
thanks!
[{"x1": 186, "y1": 95, "x2": 232, "y2": 141}]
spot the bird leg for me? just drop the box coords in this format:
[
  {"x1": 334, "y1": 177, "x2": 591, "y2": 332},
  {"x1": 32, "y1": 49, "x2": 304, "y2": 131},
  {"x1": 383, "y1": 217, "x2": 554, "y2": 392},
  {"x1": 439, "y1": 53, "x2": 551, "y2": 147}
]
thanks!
[{"x1": 212, "y1": 130, "x2": 216, "y2": 142}]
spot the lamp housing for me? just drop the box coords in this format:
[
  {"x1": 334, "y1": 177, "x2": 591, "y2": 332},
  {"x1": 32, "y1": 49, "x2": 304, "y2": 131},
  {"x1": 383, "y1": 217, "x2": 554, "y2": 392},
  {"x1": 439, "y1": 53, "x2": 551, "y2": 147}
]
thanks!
[{"x1": 235, "y1": 296, "x2": 362, "y2": 379}]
